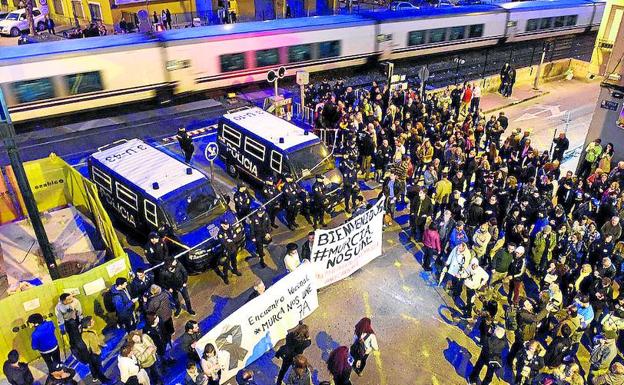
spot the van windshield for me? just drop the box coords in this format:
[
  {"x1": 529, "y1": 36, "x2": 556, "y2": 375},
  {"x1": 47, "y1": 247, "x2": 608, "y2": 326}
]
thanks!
[
  {"x1": 288, "y1": 142, "x2": 334, "y2": 179},
  {"x1": 162, "y1": 181, "x2": 224, "y2": 230}
]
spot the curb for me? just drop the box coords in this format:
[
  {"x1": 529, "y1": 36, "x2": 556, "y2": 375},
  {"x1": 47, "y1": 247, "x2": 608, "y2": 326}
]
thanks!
[{"x1": 483, "y1": 90, "x2": 551, "y2": 114}]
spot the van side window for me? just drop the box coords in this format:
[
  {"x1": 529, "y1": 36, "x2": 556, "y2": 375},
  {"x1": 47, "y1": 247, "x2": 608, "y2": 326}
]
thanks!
[
  {"x1": 92, "y1": 167, "x2": 112, "y2": 193},
  {"x1": 244, "y1": 137, "x2": 265, "y2": 161},
  {"x1": 222, "y1": 125, "x2": 241, "y2": 147},
  {"x1": 115, "y1": 182, "x2": 138, "y2": 210},
  {"x1": 144, "y1": 200, "x2": 158, "y2": 227},
  {"x1": 270, "y1": 150, "x2": 282, "y2": 173}
]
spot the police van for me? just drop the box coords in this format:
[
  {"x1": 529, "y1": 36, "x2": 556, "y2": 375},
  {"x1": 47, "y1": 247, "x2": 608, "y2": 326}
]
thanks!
[
  {"x1": 88, "y1": 138, "x2": 244, "y2": 272},
  {"x1": 217, "y1": 107, "x2": 343, "y2": 201}
]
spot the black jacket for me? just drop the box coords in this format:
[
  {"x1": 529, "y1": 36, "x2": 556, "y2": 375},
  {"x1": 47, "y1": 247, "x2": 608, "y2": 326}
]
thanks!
[
  {"x1": 3, "y1": 361, "x2": 34, "y2": 385},
  {"x1": 301, "y1": 240, "x2": 312, "y2": 262},
  {"x1": 144, "y1": 240, "x2": 168, "y2": 265},
  {"x1": 280, "y1": 331, "x2": 311, "y2": 360},
  {"x1": 161, "y1": 263, "x2": 188, "y2": 290},
  {"x1": 483, "y1": 334, "x2": 506, "y2": 366},
  {"x1": 250, "y1": 212, "x2": 271, "y2": 240}
]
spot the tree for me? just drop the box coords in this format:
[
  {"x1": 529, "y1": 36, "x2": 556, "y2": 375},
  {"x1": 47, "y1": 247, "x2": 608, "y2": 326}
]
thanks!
[{"x1": 25, "y1": 0, "x2": 36, "y2": 36}]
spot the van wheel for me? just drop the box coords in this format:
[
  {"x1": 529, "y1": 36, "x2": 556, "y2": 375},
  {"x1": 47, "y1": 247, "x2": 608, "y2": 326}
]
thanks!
[
  {"x1": 10, "y1": 27, "x2": 20, "y2": 37},
  {"x1": 226, "y1": 162, "x2": 238, "y2": 178}
]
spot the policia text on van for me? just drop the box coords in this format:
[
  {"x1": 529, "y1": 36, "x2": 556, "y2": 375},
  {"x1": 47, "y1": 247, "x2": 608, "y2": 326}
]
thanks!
[
  {"x1": 88, "y1": 139, "x2": 244, "y2": 272},
  {"x1": 217, "y1": 107, "x2": 343, "y2": 201}
]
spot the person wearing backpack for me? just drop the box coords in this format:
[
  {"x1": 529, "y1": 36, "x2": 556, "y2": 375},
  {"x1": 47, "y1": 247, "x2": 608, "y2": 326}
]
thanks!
[
  {"x1": 350, "y1": 318, "x2": 379, "y2": 376},
  {"x1": 275, "y1": 323, "x2": 311, "y2": 385},
  {"x1": 110, "y1": 277, "x2": 138, "y2": 332}
]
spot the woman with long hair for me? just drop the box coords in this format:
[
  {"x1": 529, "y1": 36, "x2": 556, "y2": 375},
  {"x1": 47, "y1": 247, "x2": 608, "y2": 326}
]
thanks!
[
  {"x1": 351, "y1": 318, "x2": 379, "y2": 376},
  {"x1": 286, "y1": 354, "x2": 312, "y2": 385},
  {"x1": 275, "y1": 323, "x2": 311, "y2": 385},
  {"x1": 327, "y1": 346, "x2": 352, "y2": 385},
  {"x1": 200, "y1": 343, "x2": 223, "y2": 385}
]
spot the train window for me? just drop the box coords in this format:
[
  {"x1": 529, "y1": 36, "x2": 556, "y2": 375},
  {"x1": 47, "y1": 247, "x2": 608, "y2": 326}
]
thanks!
[
  {"x1": 256, "y1": 48, "x2": 279, "y2": 67},
  {"x1": 288, "y1": 44, "x2": 312, "y2": 63},
  {"x1": 10, "y1": 78, "x2": 55, "y2": 104},
  {"x1": 319, "y1": 41, "x2": 341, "y2": 59},
  {"x1": 540, "y1": 18, "x2": 553, "y2": 30},
  {"x1": 566, "y1": 15, "x2": 577, "y2": 26},
  {"x1": 554, "y1": 16, "x2": 565, "y2": 28},
  {"x1": 65, "y1": 71, "x2": 103, "y2": 95},
  {"x1": 469, "y1": 24, "x2": 484, "y2": 38},
  {"x1": 526, "y1": 19, "x2": 539, "y2": 32},
  {"x1": 449, "y1": 26, "x2": 465, "y2": 41},
  {"x1": 408, "y1": 30, "x2": 425, "y2": 46},
  {"x1": 428, "y1": 28, "x2": 446, "y2": 43},
  {"x1": 220, "y1": 53, "x2": 246, "y2": 72}
]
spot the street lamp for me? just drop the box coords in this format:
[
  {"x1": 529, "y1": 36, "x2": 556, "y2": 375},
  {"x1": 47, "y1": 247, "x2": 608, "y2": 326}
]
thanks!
[{"x1": 453, "y1": 57, "x2": 465, "y2": 85}]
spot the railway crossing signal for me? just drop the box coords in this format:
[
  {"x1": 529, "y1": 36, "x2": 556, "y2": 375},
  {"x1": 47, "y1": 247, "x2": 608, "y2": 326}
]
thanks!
[{"x1": 267, "y1": 66, "x2": 286, "y2": 98}]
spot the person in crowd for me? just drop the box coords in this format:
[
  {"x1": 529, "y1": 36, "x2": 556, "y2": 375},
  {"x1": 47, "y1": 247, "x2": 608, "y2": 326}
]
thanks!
[
  {"x1": 286, "y1": 355, "x2": 312, "y2": 385},
  {"x1": 130, "y1": 268, "x2": 154, "y2": 314},
  {"x1": 422, "y1": 222, "x2": 441, "y2": 271},
  {"x1": 79, "y1": 316, "x2": 110, "y2": 383},
  {"x1": 262, "y1": 177, "x2": 281, "y2": 229},
  {"x1": 217, "y1": 219, "x2": 242, "y2": 284},
  {"x1": 27, "y1": 313, "x2": 60, "y2": 373},
  {"x1": 276, "y1": 323, "x2": 311, "y2": 385},
  {"x1": 284, "y1": 243, "x2": 302, "y2": 273},
  {"x1": 144, "y1": 231, "x2": 169, "y2": 269},
  {"x1": 45, "y1": 363, "x2": 77, "y2": 385},
  {"x1": 143, "y1": 312, "x2": 173, "y2": 364},
  {"x1": 327, "y1": 346, "x2": 352, "y2": 385},
  {"x1": 350, "y1": 318, "x2": 379, "y2": 376},
  {"x1": 44, "y1": 15, "x2": 55, "y2": 34},
  {"x1": 161, "y1": 258, "x2": 195, "y2": 316},
  {"x1": 233, "y1": 184, "x2": 253, "y2": 220},
  {"x1": 300, "y1": 231, "x2": 314, "y2": 262},
  {"x1": 247, "y1": 279, "x2": 266, "y2": 303},
  {"x1": 55, "y1": 293, "x2": 83, "y2": 344},
  {"x1": 593, "y1": 362, "x2": 624, "y2": 385},
  {"x1": 249, "y1": 206, "x2": 271, "y2": 268},
  {"x1": 146, "y1": 285, "x2": 175, "y2": 356},
  {"x1": 128, "y1": 330, "x2": 161, "y2": 385},
  {"x1": 118, "y1": 345, "x2": 150, "y2": 385},
  {"x1": 462, "y1": 258, "x2": 489, "y2": 319},
  {"x1": 3, "y1": 350, "x2": 34, "y2": 385},
  {"x1": 468, "y1": 325, "x2": 506, "y2": 385},
  {"x1": 180, "y1": 320, "x2": 202, "y2": 364},
  {"x1": 111, "y1": 277, "x2": 138, "y2": 332},
  {"x1": 236, "y1": 369, "x2": 257, "y2": 385},
  {"x1": 185, "y1": 362, "x2": 207, "y2": 385},
  {"x1": 200, "y1": 343, "x2": 224, "y2": 385}
]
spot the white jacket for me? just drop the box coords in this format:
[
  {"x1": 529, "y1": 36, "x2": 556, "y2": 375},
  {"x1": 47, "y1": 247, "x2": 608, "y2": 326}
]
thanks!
[
  {"x1": 464, "y1": 259, "x2": 489, "y2": 290},
  {"x1": 118, "y1": 356, "x2": 150, "y2": 385},
  {"x1": 353, "y1": 333, "x2": 379, "y2": 355}
]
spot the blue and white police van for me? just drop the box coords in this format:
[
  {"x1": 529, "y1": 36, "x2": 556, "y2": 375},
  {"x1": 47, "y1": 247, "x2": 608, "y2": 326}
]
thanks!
[
  {"x1": 88, "y1": 138, "x2": 244, "y2": 272},
  {"x1": 217, "y1": 107, "x2": 343, "y2": 202}
]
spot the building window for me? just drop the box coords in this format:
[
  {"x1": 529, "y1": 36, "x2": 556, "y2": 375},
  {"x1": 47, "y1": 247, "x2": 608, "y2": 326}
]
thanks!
[
  {"x1": 11, "y1": 78, "x2": 55, "y2": 104},
  {"x1": 540, "y1": 17, "x2": 553, "y2": 30},
  {"x1": 88, "y1": 2, "x2": 103, "y2": 20},
  {"x1": 220, "y1": 53, "x2": 246, "y2": 72},
  {"x1": 72, "y1": 0, "x2": 85, "y2": 19},
  {"x1": 288, "y1": 44, "x2": 312, "y2": 63},
  {"x1": 526, "y1": 19, "x2": 539, "y2": 32},
  {"x1": 255, "y1": 48, "x2": 279, "y2": 67},
  {"x1": 566, "y1": 15, "x2": 577, "y2": 26},
  {"x1": 65, "y1": 71, "x2": 104, "y2": 95},
  {"x1": 428, "y1": 28, "x2": 446, "y2": 43},
  {"x1": 407, "y1": 30, "x2": 425, "y2": 46},
  {"x1": 52, "y1": 0, "x2": 64, "y2": 15},
  {"x1": 449, "y1": 26, "x2": 466, "y2": 41},
  {"x1": 318, "y1": 40, "x2": 340, "y2": 59},
  {"x1": 468, "y1": 24, "x2": 484, "y2": 38}
]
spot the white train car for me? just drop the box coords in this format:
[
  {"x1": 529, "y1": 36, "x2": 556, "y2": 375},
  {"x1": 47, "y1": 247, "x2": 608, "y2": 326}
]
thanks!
[
  {"x1": 371, "y1": 5, "x2": 507, "y2": 60},
  {"x1": 0, "y1": 34, "x2": 168, "y2": 122},
  {"x1": 162, "y1": 15, "x2": 377, "y2": 94},
  {"x1": 502, "y1": 0, "x2": 605, "y2": 43}
]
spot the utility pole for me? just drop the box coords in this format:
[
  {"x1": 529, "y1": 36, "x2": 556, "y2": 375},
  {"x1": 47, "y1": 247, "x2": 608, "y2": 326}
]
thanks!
[
  {"x1": 25, "y1": 0, "x2": 36, "y2": 36},
  {"x1": 534, "y1": 40, "x2": 553, "y2": 90},
  {"x1": 0, "y1": 90, "x2": 59, "y2": 279}
]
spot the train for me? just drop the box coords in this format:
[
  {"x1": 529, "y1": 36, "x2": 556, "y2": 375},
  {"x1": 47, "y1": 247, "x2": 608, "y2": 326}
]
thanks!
[{"x1": 0, "y1": 0, "x2": 605, "y2": 123}]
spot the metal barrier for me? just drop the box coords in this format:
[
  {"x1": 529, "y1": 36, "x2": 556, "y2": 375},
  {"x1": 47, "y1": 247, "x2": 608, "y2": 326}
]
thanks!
[{"x1": 293, "y1": 102, "x2": 315, "y2": 128}]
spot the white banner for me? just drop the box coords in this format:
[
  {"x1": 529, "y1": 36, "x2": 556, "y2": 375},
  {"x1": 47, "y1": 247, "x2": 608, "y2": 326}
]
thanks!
[
  {"x1": 310, "y1": 197, "x2": 385, "y2": 288},
  {"x1": 195, "y1": 265, "x2": 319, "y2": 382}
]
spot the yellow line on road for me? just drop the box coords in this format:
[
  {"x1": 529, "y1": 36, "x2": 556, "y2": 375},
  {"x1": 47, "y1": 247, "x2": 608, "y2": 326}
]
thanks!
[{"x1": 363, "y1": 291, "x2": 387, "y2": 385}]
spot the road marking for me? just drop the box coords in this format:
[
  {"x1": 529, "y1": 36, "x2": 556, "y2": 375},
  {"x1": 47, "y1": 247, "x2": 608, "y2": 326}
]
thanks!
[
  {"x1": 362, "y1": 291, "x2": 387, "y2": 385},
  {"x1": 401, "y1": 313, "x2": 420, "y2": 324},
  {"x1": 514, "y1": 103, "x2": 565, "y2": 122}
]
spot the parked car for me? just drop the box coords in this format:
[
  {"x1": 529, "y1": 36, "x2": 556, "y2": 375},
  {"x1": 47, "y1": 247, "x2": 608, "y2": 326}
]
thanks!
[
  {"x1": 389, "y1": 1, "x2": 419, "y2": 10},
  {"x1": 0, "y1": 11, "x2": 10, "y2": 21},
  {"x1": 0, "y1": 8, "x2": 46, "y2": 37}
]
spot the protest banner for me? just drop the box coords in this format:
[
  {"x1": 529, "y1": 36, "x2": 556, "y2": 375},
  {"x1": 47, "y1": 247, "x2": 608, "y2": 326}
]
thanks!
[
  {"x1": 194, "y1": 265, "x2": 318, "y2": 382},
  {"x1": 310, "y1": 197, "x2": 385, "y2": 288}
]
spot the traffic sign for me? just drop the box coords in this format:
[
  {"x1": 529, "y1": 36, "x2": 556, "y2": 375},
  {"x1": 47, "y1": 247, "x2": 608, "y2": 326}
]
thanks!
[
  {"x1": 418, "y1": 66, "x2": 430, "y2": 82},
  {"x1": 296, "y1": 71, "x2": 309, "y2": 86},
  {"x1": 204, "y1": 142, "x2": 219, "y2": 161}
]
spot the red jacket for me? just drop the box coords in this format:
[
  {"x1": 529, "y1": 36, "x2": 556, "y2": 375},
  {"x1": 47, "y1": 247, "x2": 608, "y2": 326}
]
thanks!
[{"x1": 423, "y1": 229, "x2": 441, "y2": 253}]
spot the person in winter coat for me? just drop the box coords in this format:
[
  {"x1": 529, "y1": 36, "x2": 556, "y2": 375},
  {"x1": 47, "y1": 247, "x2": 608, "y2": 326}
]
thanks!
[
  {"x1": 185, "y1": 362, "x2": 208, "y2": 385},
  {"x1": 111, "y1": 277, "x2": 138, "y2": 332},
  {"x1": 200, "y1": 343, "x2": 224, "y2": 385},
  {"x1": 79, "y1": 316, "x2": 110, "y2": 383},
  {"x1": 45, "y1": 363, "x2": 77, "y2": 385},
  {"x1": 3, "y1": 350, "x2": 34, "y2": 385},
  {"x1": 55, "y1": 293, "x2": 83, "y2": 344},
  {"x1": 143, "y1": 313, "x2": 172, "y2": 364},
  {"x1": 543, "y1": 324, "x2": 573, "y2": 368},
  {"x1": 590, "y1": 335, "x2": 618, "y2": 379},
  {"x1": 286, "y1": 355, "x2": 312, "y2": 385},
  {"x1": 327, "y1": 346, "x2": 352, "y2": 385},
  {"x1": 490, "y1": 242, "x2": 515, "y2": 287},
  {"x1": 513, "y1": 340, "x2": 544, "y2": 385},
  {"x1": 351, "y1": 318, "x2": 379, "y2": 376},
  {"x1": 531, "y1": 225, "x2": 557, "y2": 275},
  {"x1": 468, "y1": 325, "x2": 506, "y2": 385},
  {"x1": 27, "y1": 313, "x2": 60, "y2": 373},
  {"x1": 443, "y1": 242, "x2": 472, "y2": 299},
  {"x1": 463, "y1": 258, "x2": 489, "y2": 319},
  {"x1": 508, "y1": 298, "x2": 548, "y2": 365},
  {"x1": 435, "y1": 210, "x2": 456, "y2": 250},
  {"x1": 130, "y1": 269, "x2": 154, "y2": 314},
  {"x1": 422, "y1": 222, "x2": 441, "y2": 271},
  {"x1": 146, "y1": 285, "x2": 175, "y2": 351},
  {"x1": 180, "y1": 321, "x2": 202, "y2": 364},
  {"x1": 472, "y1": 223, "x2": 491, "y2": 262},
  {"x1": 276, "y1": 323, "x2": 312, "y2": 385},
  {"x1": 410, "y1": 188, "x2": 433, "y2": 241},
  {"x1": 593, "y1": 362, "x2": 624, "y2": 385},
  {"x1": 118, "y1": 345, "x2": 150, "y2": 385},
  {"x1": 128, "y1": 330, "x2": 161, "y2": 385},
  {"x1": 448, "y1": 222, "x2": 469, "y2": 251},
  {"x1": 161, "y1": 258, "x2": 195, "y2": 316}
]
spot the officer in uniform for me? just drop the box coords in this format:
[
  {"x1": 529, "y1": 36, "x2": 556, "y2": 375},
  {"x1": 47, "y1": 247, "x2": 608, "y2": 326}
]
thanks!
[
  {"x1": 311, "y1": 174, "x2": 327, "y2": 228},
  {"x1": 216, "y1": 219, "x2": 242, "y2": 284},
  {"x1": 176, "y1": 127, "x2": 195, "y2": 163},
  {"x1": 282, "y1": 174, "x2": 300, "y2": 230},
  {"x1": 144, "y1": 231, "x2": 168, "y2": 283},
  {"x1": 249, "y1": 207, "x2": 271, "y2": 268},
  {"x1": 262, "y1": 177, "x2": 280, "y2": 229},
  {"x1": 233, "y1": 184, "x2": 253, "y2": 220},
  {"x1": 298, "y1": 185, "x2": 314, "y2": 226},
  {"x1": 340, "y1": 153, "x2": 358, "y2": 214}
]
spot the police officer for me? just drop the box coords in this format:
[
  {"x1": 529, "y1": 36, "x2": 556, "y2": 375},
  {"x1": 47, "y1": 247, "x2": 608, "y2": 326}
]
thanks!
[
  {"x1": 176, "y1": 127, "x2": 195, "y2": 163},
  {"x1": 234, "y1": 184, "x2": 253, "y2": 220},
  {"x1": 249, "y1": 207, "x2": 271, "y2": 268},
  {"x1": 262, "y1": 177, "x2": 280, "y2": 229},
  {"x1": 282, "y1": 174, "x2": 300, "y2": 230},
  {"x1": 216, "y1": 219, "x2": 242, "y2": 284},
  {"x1": 311, "y1": 174, "x2": 327, "y2": 228},
  {"x1": 340, "y1": 153, "x2": 358, "y2": 214},
  {"x1": 298, "y1": 185, "x2": 314, "y2": 226},
  {"x1": 144, "y1": 232, "x2": 168, "y2": 266}
]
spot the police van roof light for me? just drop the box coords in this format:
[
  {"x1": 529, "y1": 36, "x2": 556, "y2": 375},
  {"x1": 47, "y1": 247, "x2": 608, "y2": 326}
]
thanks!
[
  {"x1": 152, "y1": 182, "x2": 159, "y2": 190},
  {"x1": 279, "y1": 137, "x2": 285, "y2": 143},
  {"x1": 304, "y1": 130, "x2": 309, "y2": 136},
  {"x1": 186, "y1": 167, "x2": 193, "y2": 175}
]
